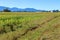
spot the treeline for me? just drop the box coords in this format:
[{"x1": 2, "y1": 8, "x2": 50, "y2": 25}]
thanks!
[
  {"x1": 0, "y1": 8, "x2": 60, "y2": 12},
  {"x1": 1, "y1": 8, "x2": 11, "y2": 12}
]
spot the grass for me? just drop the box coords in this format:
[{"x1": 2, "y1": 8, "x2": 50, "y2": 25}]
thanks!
[{"x1": 0, "y1": 12, "x2": 60, "y2": 40}]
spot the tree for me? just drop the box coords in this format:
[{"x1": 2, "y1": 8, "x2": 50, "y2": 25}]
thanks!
[
  {"x1": 3, "y1": 8, "x2": 11, "y2": 12},
  {"x1": 56, "y1": 10, "x2": 59, "y2": 12},
  {"x1": 53, "y1": 10, "x2": 59, "y2": 12}
]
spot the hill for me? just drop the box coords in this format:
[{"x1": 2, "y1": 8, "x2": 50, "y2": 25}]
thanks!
[{"x1": 0, "y1": 6, "x2": 47, "y2": 12}]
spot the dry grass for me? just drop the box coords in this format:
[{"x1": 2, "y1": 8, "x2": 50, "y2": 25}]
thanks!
[{"x1": 0, "y1": 12, "x2": 60, "y2": 40}]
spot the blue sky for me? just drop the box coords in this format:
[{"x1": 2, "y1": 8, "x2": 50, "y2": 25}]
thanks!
[{"x1": 0, "y1": 0, "x2": 60, "y2": 10}]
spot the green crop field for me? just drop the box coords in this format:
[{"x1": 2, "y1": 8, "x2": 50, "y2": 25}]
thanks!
[{"x1": 0, "y1": 12, "x2": 60, "y2": 40}]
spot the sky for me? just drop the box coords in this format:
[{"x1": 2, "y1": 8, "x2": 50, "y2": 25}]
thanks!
[{"x1": 0, "y1": 0, "x2": 60, "y2": 10}]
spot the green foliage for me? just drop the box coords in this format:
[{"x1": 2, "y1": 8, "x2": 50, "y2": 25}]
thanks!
[{"x1": 3, "y1": 8, "x2": 11, "y2": 12}]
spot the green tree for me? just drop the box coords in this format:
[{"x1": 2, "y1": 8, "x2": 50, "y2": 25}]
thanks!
[{"x1": 3, "y1": 8, "x2": 11, "y2": 12}]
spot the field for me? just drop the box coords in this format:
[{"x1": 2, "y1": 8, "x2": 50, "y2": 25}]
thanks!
[{"x1": 0, "y1": 12, "x2": 60, "y2": 40}]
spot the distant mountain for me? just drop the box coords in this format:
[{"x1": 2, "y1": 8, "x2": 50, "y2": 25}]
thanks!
[
  {"x1": 23, "y1": 8, "x2": 37, "y2": 12},
  {"x1": 0, "y1": 6, "x2": 46, "y2": 12},
  {"x1": 0, "y1": 6, "x2": 10, "y2": 11},
  {"x1": 9, "y1": 7, "x2": 22, "y2": 12},
  {"x1": 0, "y1": 6, "x2": 6, "y2": 11}
]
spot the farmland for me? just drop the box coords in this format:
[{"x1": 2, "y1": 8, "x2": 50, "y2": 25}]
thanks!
[{"x1": 0, "y1": 12, "x2": 60, "y2": 40}]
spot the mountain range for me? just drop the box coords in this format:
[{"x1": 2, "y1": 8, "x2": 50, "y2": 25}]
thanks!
[{"x1": 0, "y1": 6, "x2": 47, "y2": 12}]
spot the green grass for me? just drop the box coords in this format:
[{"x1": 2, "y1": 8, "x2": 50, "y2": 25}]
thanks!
[{"x1": 0, "y1": 12, "x2": 60, "y2": 40}]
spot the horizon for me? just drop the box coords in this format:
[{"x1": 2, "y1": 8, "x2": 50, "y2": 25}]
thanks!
[{"x1": 0, "y1": 0, "x2": 60, "y2": 10}]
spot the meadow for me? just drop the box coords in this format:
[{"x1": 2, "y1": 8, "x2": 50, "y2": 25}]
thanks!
[{"x1": 0, "y1": 12, "x2": 60, "y2": 40}]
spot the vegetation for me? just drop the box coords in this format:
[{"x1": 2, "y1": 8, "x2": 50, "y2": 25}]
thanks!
[
  {"x1": 3, "y1": 8, "x2": 11, "y2": 12},
  {"x1": 0, "y1": 12, "x2": 60, "y2": 40},
  {"x1": 52, "y1": 10, "x2": 59, "y2": 12}
]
